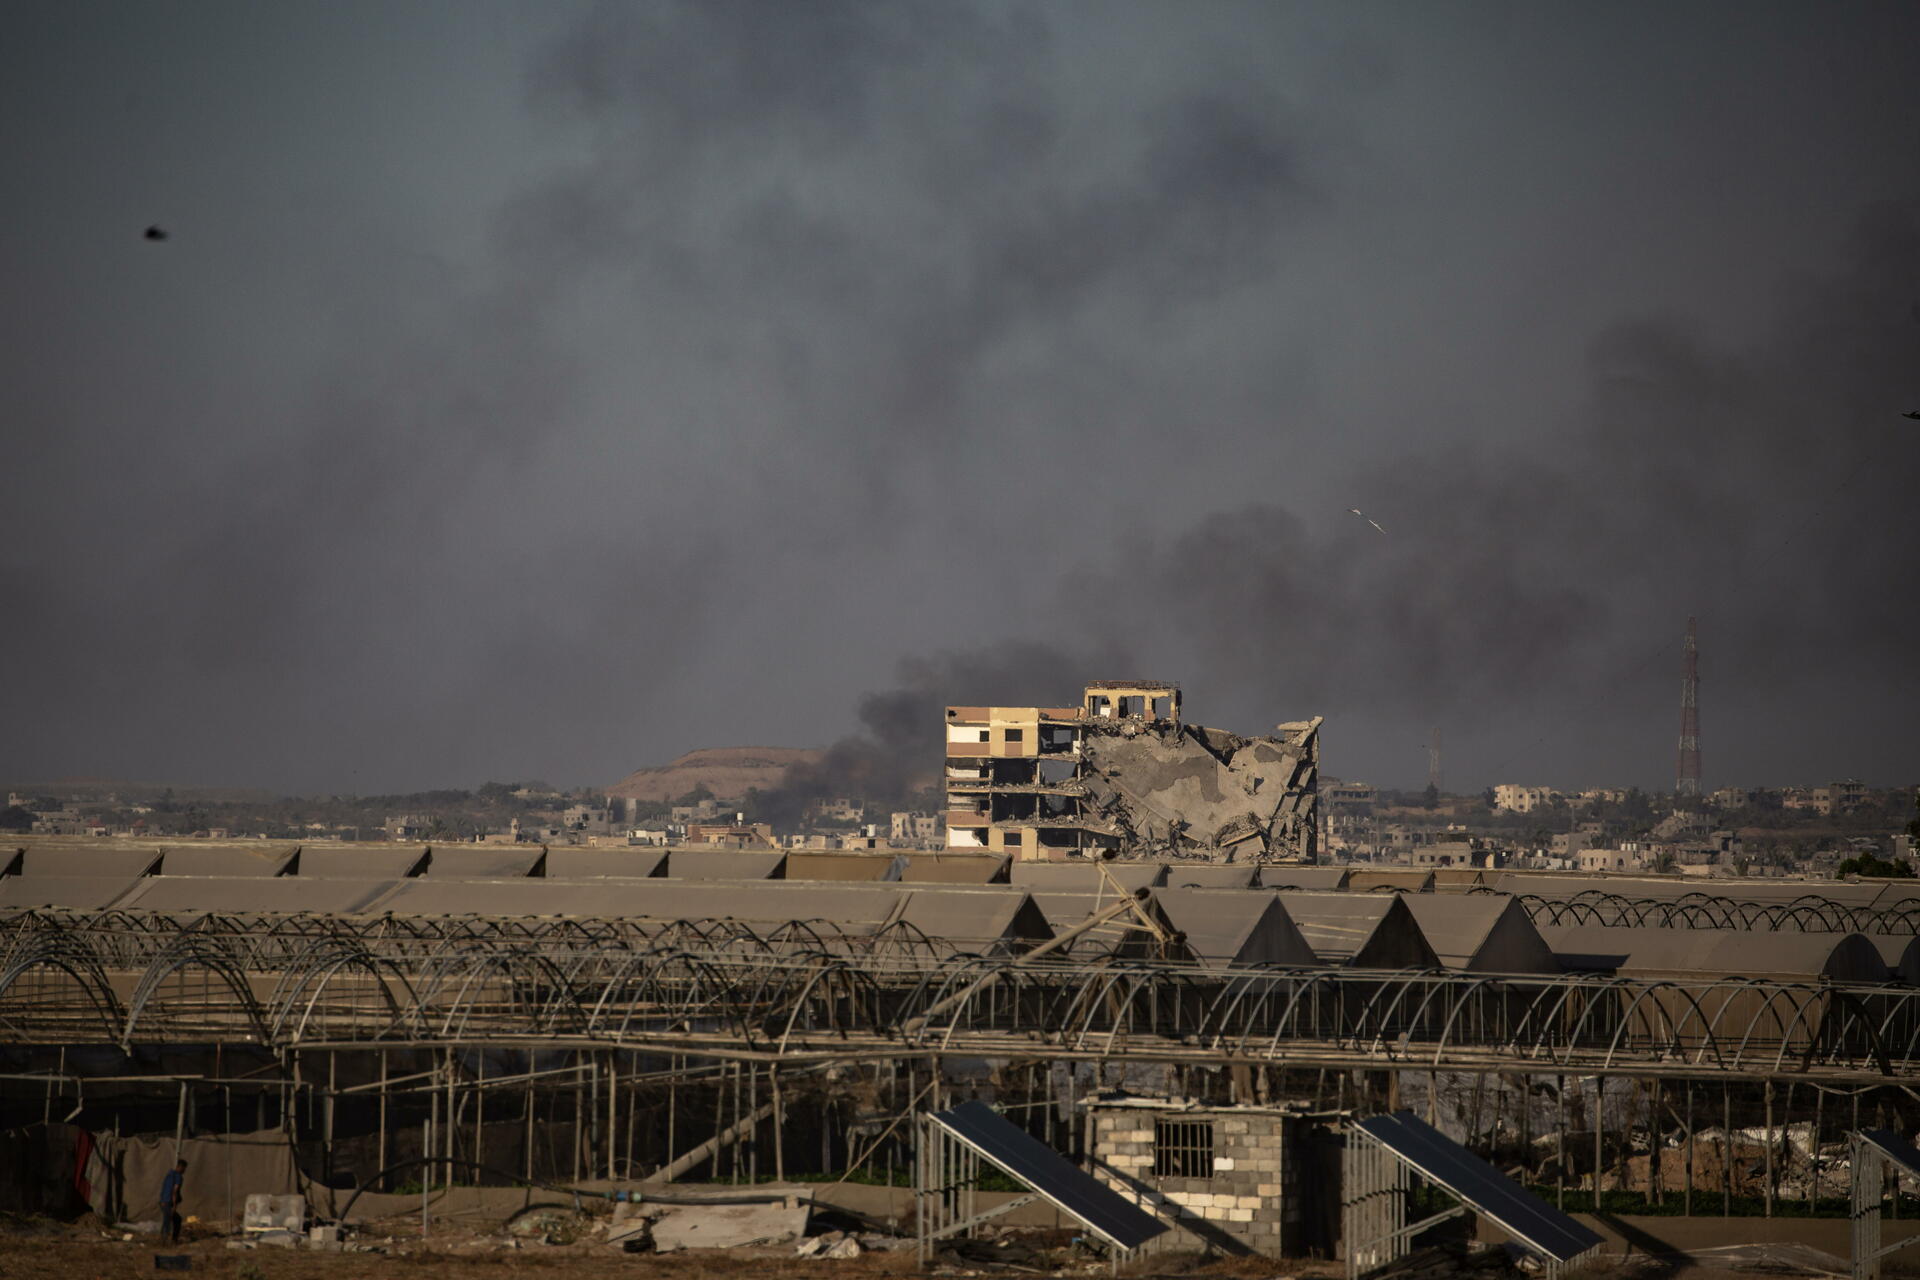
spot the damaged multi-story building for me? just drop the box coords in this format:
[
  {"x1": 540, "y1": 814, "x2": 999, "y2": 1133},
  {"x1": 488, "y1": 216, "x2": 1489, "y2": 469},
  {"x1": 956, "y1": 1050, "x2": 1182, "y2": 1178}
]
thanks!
[{"x1": 944, "y1": 681, "x2": 1320, "y2": 862}]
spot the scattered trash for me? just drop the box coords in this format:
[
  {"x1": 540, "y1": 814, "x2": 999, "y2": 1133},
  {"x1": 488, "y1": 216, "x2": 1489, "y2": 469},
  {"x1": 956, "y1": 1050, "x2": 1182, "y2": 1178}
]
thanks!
[
  {"x1": 505, "y1": 1206, "x2": 591, "y2": 1246},
  {"x1": 243, "y1": 1194, "x2": 305, "y2": 1235}
]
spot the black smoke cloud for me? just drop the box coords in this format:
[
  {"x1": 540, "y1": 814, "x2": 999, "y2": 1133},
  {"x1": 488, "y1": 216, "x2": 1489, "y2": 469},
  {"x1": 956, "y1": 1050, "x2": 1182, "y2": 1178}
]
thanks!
[
  {"x1": 1, "y1": 4, "x2": 1916, "y2": 795},
  {"x1": 755, "y1": 639, "x2": 1129, "y2": 826}
]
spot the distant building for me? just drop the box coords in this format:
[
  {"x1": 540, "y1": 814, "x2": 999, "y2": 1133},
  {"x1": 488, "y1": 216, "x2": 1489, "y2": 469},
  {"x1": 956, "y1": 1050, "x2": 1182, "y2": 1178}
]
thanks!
[
  {"x1": 1492, "y1": 784, "x2": 1558, "y2": 813},
  {"x1": 890, "y1": 811, "x2": 940, "y2": 843},
  {"x1": 1320, "y1": 779, "x2": 1376, "y2": 812},
  {"x1": 1827, "y1": 779, "x2": 1870, "y2": 812},
  {"x1": 684, "y1": 821, "x2": 777, "y2": 849},
  {"x1": 944, "y1": 680, "x2": 1320, "y2": 862},
  {"x1": 562, "y1": 804, "x2": 614, "y2": 835}
]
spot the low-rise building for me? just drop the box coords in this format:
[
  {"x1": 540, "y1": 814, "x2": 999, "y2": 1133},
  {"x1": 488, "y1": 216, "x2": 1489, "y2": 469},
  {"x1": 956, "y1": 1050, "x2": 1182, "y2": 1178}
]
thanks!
[
  {"x1": 1087, "y1": 1096, "x2": 1340, "y2": 1258},
  {"x1": 1492, "y1": 784, "x2": 1558, "y2": 813}
]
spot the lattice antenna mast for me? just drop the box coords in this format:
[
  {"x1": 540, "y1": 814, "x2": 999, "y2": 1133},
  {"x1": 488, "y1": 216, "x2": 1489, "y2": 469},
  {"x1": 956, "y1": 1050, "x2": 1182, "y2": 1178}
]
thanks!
[
  {"x1": 1426, "y1": 726, "x2": 1443, "y2": 793},
  {"x1": 1676, "y1": 617, "x2": 1701, "y2": 796}
]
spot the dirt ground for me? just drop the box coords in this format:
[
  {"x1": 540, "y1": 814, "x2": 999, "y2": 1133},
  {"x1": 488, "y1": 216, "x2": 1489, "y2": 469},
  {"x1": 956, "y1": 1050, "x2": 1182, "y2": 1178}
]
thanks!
[
  {"x1": 0, "y1": 1214, "x2": 1336, "y2": 1280},
  {"x1": 0, "y1": 1216, "x2": 1896, "y2": 1280}
]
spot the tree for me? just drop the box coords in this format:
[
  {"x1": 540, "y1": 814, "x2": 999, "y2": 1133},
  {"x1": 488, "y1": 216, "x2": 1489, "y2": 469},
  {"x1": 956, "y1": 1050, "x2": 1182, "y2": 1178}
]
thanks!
[
  {"x1": 1421, "y1": 783, "x2": 1439, "y2": 810},
  {"x1": 1837, "y1": 854, "x2": 1915, "y2": 879},
  {"x1": 0, "y1": 805, "x2": 34, "y2": 832}
]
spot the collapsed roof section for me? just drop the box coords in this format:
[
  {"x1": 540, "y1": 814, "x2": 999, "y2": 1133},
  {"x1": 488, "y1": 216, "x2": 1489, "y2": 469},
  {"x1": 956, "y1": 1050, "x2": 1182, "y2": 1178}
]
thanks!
[
  {"x1": 945, "y1": 681, "x2": 1320, "y2": 863},
  {"x1": 1077, "y1": 716, "x2": 1320, "y2": 862}
]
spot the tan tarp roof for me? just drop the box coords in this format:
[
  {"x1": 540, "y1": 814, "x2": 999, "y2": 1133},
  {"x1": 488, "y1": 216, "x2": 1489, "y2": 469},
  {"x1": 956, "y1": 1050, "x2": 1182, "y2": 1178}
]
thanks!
[
  {"x1": 6, "y1": 848, "x2": 162, "y2": 879},
  {"x1": 785, "y1": 853, "x2": 902, "y2": 882},
  {"x1": 1255, "y1": 866, "x2": 1351, "y2": 891},
  {"x1": 1010, "y1": 862, "x2": 1163, "y2": 892},
  {"x1": 663, "y1": 851, "x2": 788, "y2": 880},
  {"x1": 541, "y1": 849, "x2": 670, "y2": 879},
  {"x1": 295, "y1": 848, "x2": 429, "y2": 879},
  {"x1": 891, "y1": 889, "x2": 1053, "y2": 950},
  {"x1": 1870, "y1": 935, "x2": 1920, "y2": 984},
  {"x1": 1399, "y1": 895, "x2": 1558, "y2": 973},
  {"x1": 161, "y1": 846, "x2": 297, "y2": 877},
  {"x1": 1492, "y1": 874, "x2": 1891, "y2": 907},
  {"x1": 423, "y1": 847, "x2": 546, "y2": 878},
  {"x1": 1275, "y1": 892, "x2": 1440, "y2": 969},
  {"x1": 363, "y1": 879, "x2": 1054, "y2": 949},
  {"x1": 1345, "y1": 869, "x2": 1435, "y2": 894},
  {"x1": 1161, "y1": 865, "x2": 1259, "y2": 890},
  {"x1": 1152, "y1": 888, "x2": 1318, "y2": 968},
  {"x1": 894, "y1": 853, "x2": 1009, "y2": 884},
  {"x1": 1027, "y1": 891, "x2": 1177, "y2": 956},
  {"x1": 1537, "y1": 925, "x2": 1891, "y2": 981},
  {"x1": 0, "y1": 875, "x2": 141, "y2": 910},
  {"x1": 113, "y1": 876, "x2": 401, "y2": 915}
]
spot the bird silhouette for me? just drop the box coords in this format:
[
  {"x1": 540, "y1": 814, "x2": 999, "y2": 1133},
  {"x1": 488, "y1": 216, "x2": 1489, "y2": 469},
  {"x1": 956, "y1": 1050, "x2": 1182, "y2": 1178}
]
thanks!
[
  {"x1": 1903, "y1": 410, "x2": 1920, "y2": 420},
  {"x1": 1347, "y1": 507, "x2": 1386, "y2": 535},
  {"x1": 144, "y1": 226, "x2": 168, "y2": 242}
]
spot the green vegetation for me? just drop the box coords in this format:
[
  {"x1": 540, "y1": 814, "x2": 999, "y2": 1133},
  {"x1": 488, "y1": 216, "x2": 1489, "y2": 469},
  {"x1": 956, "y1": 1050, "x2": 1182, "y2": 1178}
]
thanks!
[{"x1": 1837, "y1": 853, "x2": 1914, "y2": 878}]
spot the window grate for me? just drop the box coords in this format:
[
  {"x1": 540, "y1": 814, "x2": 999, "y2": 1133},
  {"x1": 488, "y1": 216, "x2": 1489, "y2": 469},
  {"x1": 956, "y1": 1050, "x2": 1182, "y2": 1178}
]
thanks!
[{"x1": 1154, "y1": 1118, "x2": 1214, "y2": 1178}]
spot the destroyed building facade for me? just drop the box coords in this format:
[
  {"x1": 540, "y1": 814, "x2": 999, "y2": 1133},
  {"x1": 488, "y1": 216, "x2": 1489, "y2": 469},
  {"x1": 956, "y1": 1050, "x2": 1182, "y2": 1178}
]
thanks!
[{"x1": 944, "y1": 681, "x2": 1320, "y2": 862}]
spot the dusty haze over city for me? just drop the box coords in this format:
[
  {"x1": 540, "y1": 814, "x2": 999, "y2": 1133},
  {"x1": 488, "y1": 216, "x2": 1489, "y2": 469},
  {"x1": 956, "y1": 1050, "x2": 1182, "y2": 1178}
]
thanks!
[{"x1": 3, "y1": 2, "x2": 1917, "y2": 795}]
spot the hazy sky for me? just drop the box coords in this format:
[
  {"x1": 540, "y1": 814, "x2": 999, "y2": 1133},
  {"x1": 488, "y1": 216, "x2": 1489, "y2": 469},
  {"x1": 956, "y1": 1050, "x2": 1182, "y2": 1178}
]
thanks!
[{"x1": 4, "y1": 1, "x2": 1917, "y2": 795}]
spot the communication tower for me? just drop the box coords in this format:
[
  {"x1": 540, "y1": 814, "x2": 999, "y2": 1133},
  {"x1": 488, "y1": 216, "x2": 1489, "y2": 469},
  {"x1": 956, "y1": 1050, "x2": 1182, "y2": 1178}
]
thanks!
[{"x1": 1676, "y1": 617, "x2": 1701, "y2": 797}]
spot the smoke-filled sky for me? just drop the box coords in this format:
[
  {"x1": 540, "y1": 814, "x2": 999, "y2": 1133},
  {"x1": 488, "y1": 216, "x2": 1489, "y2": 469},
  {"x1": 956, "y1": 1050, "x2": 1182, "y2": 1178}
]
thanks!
[{"x1": 4, "y1": 1, "x2": 1918, "y2": 795}]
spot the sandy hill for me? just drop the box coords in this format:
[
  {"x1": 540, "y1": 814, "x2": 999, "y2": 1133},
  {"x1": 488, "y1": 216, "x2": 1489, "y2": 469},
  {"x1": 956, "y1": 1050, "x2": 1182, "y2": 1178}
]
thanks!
[{"x1": 607, "y1": 747, "x2": 821, "y2": 804}]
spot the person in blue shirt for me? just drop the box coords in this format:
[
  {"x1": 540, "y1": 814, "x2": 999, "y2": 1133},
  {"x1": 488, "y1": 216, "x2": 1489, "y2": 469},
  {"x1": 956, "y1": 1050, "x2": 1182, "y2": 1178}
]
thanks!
[{"x1": 160, "y1": 1160, "x2": 186, "y2": 1243}]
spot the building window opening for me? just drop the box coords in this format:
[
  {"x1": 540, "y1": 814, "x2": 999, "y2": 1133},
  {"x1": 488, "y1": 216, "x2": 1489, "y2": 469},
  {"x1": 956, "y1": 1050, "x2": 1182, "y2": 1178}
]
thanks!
[
  {"x1": 1004, "y1": 728, "x2": 1024, "y2": 743},
  {"x1": 1153, "y1": 1118, "x2": 1213, "y2": 1178}
]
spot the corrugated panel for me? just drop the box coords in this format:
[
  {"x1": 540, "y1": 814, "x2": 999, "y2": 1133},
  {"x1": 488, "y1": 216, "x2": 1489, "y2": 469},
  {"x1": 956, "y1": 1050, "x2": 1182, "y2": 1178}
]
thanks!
[
  {"x1": 160, "y1": 846, "x2": 297, "y2": 877},
  {"x1": 113, "y1": 876, "x2": 400, "y2": 915},
  {"x1": 928, "y1": 1101, "x2": 1168, "y2": 1250},
  {"x1": 0, "y1": 875, "x2": 141, "y2": 910},
  {"x1": 1357, "y1": 1111, "x2": 1602, "y2": 1262}
]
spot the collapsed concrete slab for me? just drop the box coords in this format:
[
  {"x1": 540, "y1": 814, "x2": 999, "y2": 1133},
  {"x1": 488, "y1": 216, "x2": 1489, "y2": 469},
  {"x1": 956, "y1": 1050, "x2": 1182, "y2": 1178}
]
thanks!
[{"x1": 945, "y1": 681, "x2": 1319, "y2": 862}]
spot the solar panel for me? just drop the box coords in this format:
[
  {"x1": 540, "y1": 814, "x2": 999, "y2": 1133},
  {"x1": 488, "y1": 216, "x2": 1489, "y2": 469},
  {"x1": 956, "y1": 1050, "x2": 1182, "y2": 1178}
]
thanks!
[
  {"x1": 1357, "y1": 1112, "x2": 1602, "y2": 1263},
  {"x1": 1859, "y1": 1128, "x2": 1920, "y2": 1180},
  {"x1": 927, "y1": 1101, "x2": 1168, "y2": 1250}
]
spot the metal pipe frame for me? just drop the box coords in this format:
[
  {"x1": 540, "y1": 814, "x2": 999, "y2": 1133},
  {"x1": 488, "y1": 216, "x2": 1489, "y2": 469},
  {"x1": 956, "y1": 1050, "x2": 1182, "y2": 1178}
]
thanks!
[{"x1": 5, "y1": 909, "x2": 1920, "y2": 1084}]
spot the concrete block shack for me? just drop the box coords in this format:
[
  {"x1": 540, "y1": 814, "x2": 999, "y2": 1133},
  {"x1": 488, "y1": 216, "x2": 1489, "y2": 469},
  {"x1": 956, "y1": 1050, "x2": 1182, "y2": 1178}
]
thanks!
[{"x1": 1087, "y1": 1096, "x2": 1342, "y2": 1257}]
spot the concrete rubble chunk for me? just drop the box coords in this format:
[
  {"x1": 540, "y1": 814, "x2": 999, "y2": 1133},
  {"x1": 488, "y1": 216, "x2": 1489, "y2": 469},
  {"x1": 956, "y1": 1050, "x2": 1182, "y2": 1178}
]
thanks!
[{"x1": 651, "y1": 1203, "x2": 810, "y2": 1252}]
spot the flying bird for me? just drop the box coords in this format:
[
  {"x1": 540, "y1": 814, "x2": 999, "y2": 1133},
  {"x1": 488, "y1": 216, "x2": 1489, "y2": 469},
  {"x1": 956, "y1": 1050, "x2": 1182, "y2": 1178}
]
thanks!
[
  {"x1": 143, "y1": 226, "x2": 168, "y2": 241},
  {"x1": 1347, "y1": 507, "x2": 1386, "y2": 534}
]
